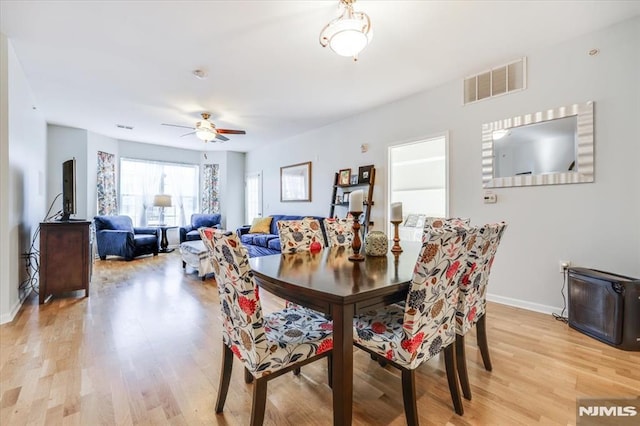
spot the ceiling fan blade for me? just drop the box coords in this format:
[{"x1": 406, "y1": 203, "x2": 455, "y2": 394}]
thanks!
[
  {"x1": 181, "y1": 131, "x2": 196, "y2": 137},
  {"x1": 217, "y1": 129, "x2": 246, "y2": 135},
  {"x1": 215, "y1": 134, "x2": 230, "y2": 142},
  {"x1": 162, "y1": 123, "x2": 195, "y2": 130}
]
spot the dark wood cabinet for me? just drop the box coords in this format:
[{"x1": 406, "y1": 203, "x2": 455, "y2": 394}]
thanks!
[{"x1": 39, "y1": 221, "x2": 91, "y2": 304}]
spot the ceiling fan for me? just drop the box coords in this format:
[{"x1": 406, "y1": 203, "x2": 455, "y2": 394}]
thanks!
[{"x1": 162, "y1": 112, "x2": 246, "y2": 142}]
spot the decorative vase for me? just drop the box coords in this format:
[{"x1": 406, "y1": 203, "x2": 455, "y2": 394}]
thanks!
[{"x1": 365, "y1": 231, "x2": 388, "y2": 256}]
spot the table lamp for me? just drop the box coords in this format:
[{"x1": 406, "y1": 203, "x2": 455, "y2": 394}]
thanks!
[{"x1": 153, "y1": 194, "x2": 172, "y2": 225}]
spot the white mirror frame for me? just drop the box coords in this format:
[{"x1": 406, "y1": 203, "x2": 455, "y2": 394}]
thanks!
[{"x1": 482, "y1": 101, "x2": 594, "y2": 188}]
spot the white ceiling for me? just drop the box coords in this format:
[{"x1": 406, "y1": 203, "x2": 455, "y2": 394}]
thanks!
[{"x1": 2, "y1": 1, "x2": 639, "y2": 153}]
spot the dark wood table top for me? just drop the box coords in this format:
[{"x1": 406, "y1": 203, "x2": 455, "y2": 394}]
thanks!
[{"x1": 250, "y1": 242, "x2": 421, "y2": 313}]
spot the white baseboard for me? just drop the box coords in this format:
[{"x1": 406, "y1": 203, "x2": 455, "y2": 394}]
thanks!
[
  {"x1": 487, "y1": 293, "x2": 563, "y2": 316},
  {"x1": 0, "y1": 295, "x2": 23, "y2": 324}
]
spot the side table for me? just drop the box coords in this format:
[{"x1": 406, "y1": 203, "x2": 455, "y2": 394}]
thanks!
[{"x1": 156, "y1": 225, "x2": 178, "y2": 253}]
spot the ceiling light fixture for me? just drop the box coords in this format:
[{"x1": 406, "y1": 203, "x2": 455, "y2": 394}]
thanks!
[
  {"x1": 320, "y1": 0, "x2": 372, "y2": 61},
  {"x1": 196, "y1": 114, "x2": 217, "y2": 142}
]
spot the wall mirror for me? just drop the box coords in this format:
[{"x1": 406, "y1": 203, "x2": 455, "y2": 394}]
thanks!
[
  {"x1": 482, "y1": 101, "x2": 594, "y2": 188},
  {"x1": 281, "y1": 161, "x2": 312, "y2": 202}
]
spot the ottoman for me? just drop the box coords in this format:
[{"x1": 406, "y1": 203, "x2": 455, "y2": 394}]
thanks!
[{"x1": 179, "y1": 240, "x2": 215, "y2": 280}]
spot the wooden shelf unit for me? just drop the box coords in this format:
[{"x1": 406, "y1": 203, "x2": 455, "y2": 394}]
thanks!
[{"x1": 329, "y1": 166, "x2": 375, "y2": 236}]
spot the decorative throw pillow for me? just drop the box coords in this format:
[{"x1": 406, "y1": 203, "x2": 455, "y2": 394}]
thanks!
[{"x1": 249, "y1": 216, "x2": 272, "y2": 234}]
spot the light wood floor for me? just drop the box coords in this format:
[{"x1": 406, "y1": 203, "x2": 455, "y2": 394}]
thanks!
[{"x1": 1, "y1": 252, "x2": 638, "y2": 425}]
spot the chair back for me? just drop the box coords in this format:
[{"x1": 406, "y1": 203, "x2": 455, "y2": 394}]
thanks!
[
  {"x1": 191, "y1": 213, "x2": 221, "y2": 228},
  {"x1": 455, "y1": 222, "x2": 507, "y2": 335},
  {"x1": 199, "y1": 228, "x2": 268, "y2": 371},
  {"x1": 423, "y1": 217, "x2": 471, "y2": 231},
  {"x1": 277, "y1": 218, "x2": 325, "y2": 253},
  {"x1": 94, "y1": 215, "x2": 133, "y2": 232},
  {"x1": 400, "y1": 228, "x2": 476, "y2": 369},
  {"x1": 323, "y1": 217, "x2": 354, "y2": 247}
]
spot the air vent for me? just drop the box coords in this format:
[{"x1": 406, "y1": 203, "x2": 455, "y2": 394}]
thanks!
[
  {"x1": 116, "y1": 124, "x2": 134, "y2": 130},
  {"x1": 464, "y1": 57, "x2": 526, "y2": 105}
]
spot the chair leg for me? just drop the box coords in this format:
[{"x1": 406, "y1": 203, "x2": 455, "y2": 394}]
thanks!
[
  {"x1": 476, "y1": 314, "x2": 493, "y2": 371},
  {"x1": 215, "y1": 344, "x2": 234, "y2": 413},
  {"x1": 444, "y1": 344, "x2": 464, "y2": 416},
  {"x1": 455, "y1": 335, "x2": 472, "y2": 400},
  {"x1": 245, "y1": 367, "x2": 254, "y2": 384},
  {"x1": 250, "y1": 377, "x2": 268, "y2": 426},
  {"x1": 401, "y1": 369, "x2": 419, "y2": 426},
  {"x1": 327, "y1": 354, "x2": 333, "y2": 388}
]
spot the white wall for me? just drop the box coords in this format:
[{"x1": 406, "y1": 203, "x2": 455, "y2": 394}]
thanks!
[
  {"x1": 1, "y1": 35, "x2": 47, "y2": 323},
  {"x1": 47, "y1": 125, "x2": 88, "y2": 219},
  {"x1": 224, "y1": 151, "x2": 246, "y2": 231},
  {"x1": 201, "y1": 150, "x2": 246, "y2": 231},
  {"x1": 247, "y1": 17, "x2": 640, "y2": 313},
  {"x1": 0, "y1": 33, "x2": 10, "y2": 322}
]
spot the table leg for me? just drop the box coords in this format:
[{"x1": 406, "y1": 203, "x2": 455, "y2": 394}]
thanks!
[
  {"x1": 159, "y1": 228, "x2": 174, "y2": 253},
  {"x1": 331, "y1": 302, "x2": 354, "y2": 426}
]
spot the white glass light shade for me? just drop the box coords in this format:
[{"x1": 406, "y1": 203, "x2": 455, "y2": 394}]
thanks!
[
  {"x1": 196, "y1": 128, "x2": 216, "y2": 141},
  {"x1": 153, "y1": 194, "x2": 172, "y2": 208},
  {"x1": 320, "y1": 1, "x2": 372, "y2": 59},
  {"x1": 330, "y1": 22, "x2": 369, "y2": 57},
  {"x1": 196, "y1": 120, "x2": 216, "y2": 141}
]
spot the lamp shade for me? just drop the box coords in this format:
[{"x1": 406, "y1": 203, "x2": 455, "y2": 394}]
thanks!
[{"x1": 153, "y1": 194, "x2": 172, "y2": 208}]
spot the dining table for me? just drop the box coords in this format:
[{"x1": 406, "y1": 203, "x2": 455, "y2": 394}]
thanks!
[{"x1": 249, "y1": 242, "x2": 421, "y2": 426}]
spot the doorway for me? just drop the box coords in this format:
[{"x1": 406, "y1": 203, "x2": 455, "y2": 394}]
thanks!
[
  {"x1": 388, "y1": 134, "x2": 448, "y2": 242},
  {"x1": 245, "y1": 171, "x2": 263, "y2": 224}
]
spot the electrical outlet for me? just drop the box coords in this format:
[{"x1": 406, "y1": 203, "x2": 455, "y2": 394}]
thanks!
[{"x1": 559, "y1": 260, "x2": 571, "y2": 273}]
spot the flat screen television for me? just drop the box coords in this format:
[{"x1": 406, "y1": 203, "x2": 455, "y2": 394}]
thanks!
[{"x1": 61, "y1": 158, "x2": 76, "y2": 221}]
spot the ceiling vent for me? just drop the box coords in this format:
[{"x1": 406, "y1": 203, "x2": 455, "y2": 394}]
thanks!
[{"x1": 463, "y1": 57, "x2": 526, "y2": 105}]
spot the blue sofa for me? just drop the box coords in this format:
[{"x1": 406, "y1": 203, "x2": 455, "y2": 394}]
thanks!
[
  {"x1": 94, "y1": 215, "x2": 160, "y2": 261},
  {"x1": 237, "y1": 215, "x2": 328, "y2": 257},
  {"x1": 179, "y1": 213, "x2": 222, "y2": 243}
]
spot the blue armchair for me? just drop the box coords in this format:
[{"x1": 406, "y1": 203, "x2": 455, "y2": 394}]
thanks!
[
  {"x1": 179, "y1": 213, "x2": 222, "y2": 243},
  {"x1": 94, "y1": 215, "x2": 160, "y2": 261}
]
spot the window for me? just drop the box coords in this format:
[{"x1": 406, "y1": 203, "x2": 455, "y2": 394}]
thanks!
[{"x1": 119, "y1": 158, "x2": 199, "y2": 227}]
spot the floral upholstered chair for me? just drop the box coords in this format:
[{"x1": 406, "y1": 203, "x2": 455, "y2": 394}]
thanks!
[
  {"x1": 323, "y1": 217, "x2": 354, "y2": 247},
  {"x1": 353, "y1": 228, "x2": 477, "y2": 422},
  {"x1": 277, "y1": 218, "x2": 325, "y2": 254},
  {"x1": 454, "y1": 222, "x2": 507, "y2": 400},
  {"x1": 424, "y1": 217, "x2": 471, "y2": 231},
  {"x1": 199, "y1": 228, "x2": 333, "y2": 425}
]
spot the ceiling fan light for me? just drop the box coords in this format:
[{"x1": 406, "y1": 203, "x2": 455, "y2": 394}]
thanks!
[{"x1": 196, "y1": 128, "x2": 216, "y2": 142}]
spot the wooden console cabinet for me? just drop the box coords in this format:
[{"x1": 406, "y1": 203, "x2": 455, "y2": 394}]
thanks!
[{"x1": 39, "y1": 221, "x2": 91, "y2": 304}]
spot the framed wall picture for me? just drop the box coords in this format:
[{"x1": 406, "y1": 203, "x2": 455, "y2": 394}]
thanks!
[
  {"x1": 350, "y1": 175, "x2": 358, "y2": 185},
  {"x1": 338, "y1": 169, "x2": 351, "y2": 186},
  {"x1": 358, "y1": 165, "x2": 374, "y2": 184},
  {"x1": 281, "y1": 161, "x2": 312, "y2": 202}
]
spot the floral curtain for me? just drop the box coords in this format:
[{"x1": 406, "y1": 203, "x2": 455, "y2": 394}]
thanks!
[
  {"x1": 96, "y1": 151, "x2": 117, "y2": 215},
  {"x1": 202, "y1": 164, "x2": 220, "y2": 214}
]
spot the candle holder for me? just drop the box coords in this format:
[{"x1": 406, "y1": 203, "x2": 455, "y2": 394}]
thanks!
[
  {"x1": 390, "y1": 220, "x2": 403, "y2": 253},
  {"x1": 348, "y1": 211, "x2": 365, "y2": 261}
]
